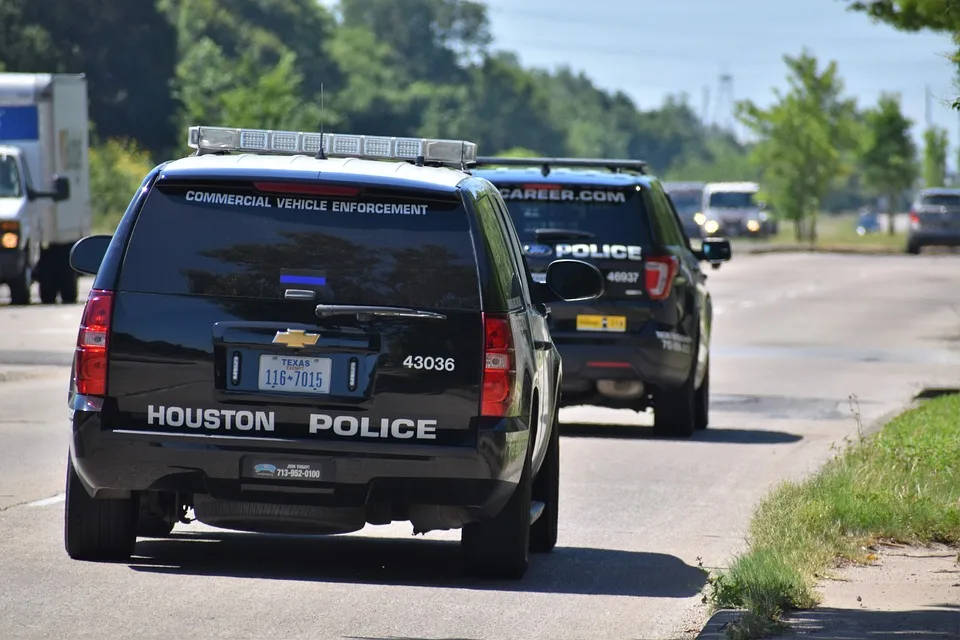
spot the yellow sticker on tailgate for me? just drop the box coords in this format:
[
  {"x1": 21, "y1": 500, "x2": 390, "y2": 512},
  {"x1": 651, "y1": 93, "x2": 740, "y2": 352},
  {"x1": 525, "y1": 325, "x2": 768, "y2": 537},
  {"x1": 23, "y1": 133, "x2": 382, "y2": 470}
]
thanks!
[{"x1": 576, "y1": 315, "x2": 627, "y2": 332}]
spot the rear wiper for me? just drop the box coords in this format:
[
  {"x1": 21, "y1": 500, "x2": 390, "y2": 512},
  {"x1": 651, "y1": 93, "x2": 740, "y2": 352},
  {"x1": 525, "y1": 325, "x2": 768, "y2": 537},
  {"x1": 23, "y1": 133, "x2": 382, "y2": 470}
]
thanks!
[
  {"x1": 533, "y1": 228, "x2": 595, "y2": 241},
  {"x1": 314, "y1": 304, "x2": 447, "y2": 320}
]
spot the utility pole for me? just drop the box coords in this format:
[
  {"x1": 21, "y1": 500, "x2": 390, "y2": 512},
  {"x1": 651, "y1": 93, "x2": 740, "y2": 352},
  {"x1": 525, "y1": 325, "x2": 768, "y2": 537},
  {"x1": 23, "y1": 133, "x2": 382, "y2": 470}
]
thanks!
[
  {"x1": 701, "y1": 86, "x2": 711, "y2": 128},
  {"x1": 713, "y1": 73, "x2": 735, "y2": 134}
]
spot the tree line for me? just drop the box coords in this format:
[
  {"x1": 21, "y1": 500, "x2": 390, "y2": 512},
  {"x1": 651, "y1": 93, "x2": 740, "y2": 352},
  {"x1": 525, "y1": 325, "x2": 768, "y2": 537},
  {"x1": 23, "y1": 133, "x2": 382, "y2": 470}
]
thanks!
[{"x1": 0, "y1": 0, "x2": 949, "y2": 235}]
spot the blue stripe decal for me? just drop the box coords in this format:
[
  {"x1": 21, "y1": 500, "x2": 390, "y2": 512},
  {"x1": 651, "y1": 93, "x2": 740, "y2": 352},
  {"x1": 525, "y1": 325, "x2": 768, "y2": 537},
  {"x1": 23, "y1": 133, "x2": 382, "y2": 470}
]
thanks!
[
  {"x1": 0, "y1": 106, "x2": 40, "y2": 141},
  {"x1": 280, "y1": 275, "x2": 327, "y2": 286}
]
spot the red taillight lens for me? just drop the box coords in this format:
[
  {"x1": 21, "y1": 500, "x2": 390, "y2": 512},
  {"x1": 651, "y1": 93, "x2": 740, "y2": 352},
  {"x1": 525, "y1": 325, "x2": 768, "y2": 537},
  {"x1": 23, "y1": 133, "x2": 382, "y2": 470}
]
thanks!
[
  {"x1": 481, "y1": 313, "x2": 516, "y2": 417},
  {"x1": 74, "y1": 290, "x2": 114, "y2": 396},
  {"x1": 909, "y1": 210, "x2": 920, "y2": 226},
  {"x1": 644, "y1": 256, "x2": 679, "y2": 300}
]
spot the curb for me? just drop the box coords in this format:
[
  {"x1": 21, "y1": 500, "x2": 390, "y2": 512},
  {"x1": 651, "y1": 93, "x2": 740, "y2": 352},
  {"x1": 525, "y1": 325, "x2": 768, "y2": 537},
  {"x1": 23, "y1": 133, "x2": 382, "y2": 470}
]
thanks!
[{"x1": 696, "y1": 609, "x2": 744, "y2": 639}]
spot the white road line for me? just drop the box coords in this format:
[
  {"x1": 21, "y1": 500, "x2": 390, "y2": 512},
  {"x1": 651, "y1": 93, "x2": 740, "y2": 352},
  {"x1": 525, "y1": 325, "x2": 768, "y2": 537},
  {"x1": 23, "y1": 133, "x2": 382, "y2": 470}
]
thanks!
[{"x1": 27, "y1": 493, "x2": 65, "y2": 507}]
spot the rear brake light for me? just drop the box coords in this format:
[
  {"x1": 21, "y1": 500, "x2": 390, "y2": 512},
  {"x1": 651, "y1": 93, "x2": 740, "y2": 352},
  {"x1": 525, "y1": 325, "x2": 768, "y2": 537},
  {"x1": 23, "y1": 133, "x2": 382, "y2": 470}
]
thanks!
[
  {"x1": 644, "y1": 255, "x2": 679, "y2": 300},
  {"x1": 253, "y1": 182, "x2": 360, "y2": 197},
  {"x1": 909, "y1": 210, "x2": 920, "y2": 226},
  {"x1": 74, "y1": 290, "x2": 114, "y2": 396},
  {"x1": 481, "y1": 313, "x2": 517, "y2": 417}
]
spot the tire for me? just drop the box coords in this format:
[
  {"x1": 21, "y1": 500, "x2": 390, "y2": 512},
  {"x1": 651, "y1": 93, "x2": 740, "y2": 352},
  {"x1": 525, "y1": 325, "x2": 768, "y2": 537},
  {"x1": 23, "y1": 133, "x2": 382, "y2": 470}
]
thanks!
[
  {"x1": 8, "y1": 264, "x2": 31, "y2": 306},
  {"x1": 906, "y1": 241, "x2": 921, "y2": 255},
  {"x1": 530, "y1": 405, "x2": 559, "y2": 554},
  {"x1": 461, "y1": 427, "x2": 533, "y2": 579},
  {"x1": 695, "y1": 358, "x2": 710, "y2": 430},
  {"x1": 38, "y1": 266, "x2": 58, "y2": 304},
  {"x1": 59, "y1": 267, "x2": 79, "y2": 304},
  {"x1": 64, "y1": 457, "x2": 138, "y2": 561},
  {"x1": 653, "y1": 362, "x2": 697, "y2": 438}
]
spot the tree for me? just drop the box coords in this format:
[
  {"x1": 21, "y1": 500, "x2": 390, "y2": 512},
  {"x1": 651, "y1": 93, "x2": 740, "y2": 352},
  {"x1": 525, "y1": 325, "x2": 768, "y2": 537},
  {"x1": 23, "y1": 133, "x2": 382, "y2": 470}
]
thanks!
[
  {"x1": 847, "y1": 1, "x2": 960, "y2": 108},
  {"x1": 859, "y1": 93, "x2": 918, "y2": 233},
  {"x1": 922, "y1": 126, "x2": 949, "y2": 187},
  {"x1": 736, "y1": 51, "x2": 861, "y2": 242}
]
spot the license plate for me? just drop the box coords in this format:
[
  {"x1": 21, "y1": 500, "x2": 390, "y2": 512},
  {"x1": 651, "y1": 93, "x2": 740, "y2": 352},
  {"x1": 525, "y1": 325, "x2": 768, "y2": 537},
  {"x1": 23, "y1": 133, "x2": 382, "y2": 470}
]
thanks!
[
  {"x1": 576, "y1": 314, "x2": 627, "y2": 332},
  {"x1": 244, "y1": 459, "x2": 324, "y2": 482},
  {"x1": 258, "y1": 354, "x2": 332, "y2": 394}
]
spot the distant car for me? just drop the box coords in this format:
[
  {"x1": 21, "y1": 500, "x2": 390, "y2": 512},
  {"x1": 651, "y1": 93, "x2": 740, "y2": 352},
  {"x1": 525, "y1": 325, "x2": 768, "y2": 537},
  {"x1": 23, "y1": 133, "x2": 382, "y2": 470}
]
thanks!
[
  {"x1": 700, "y1": 182, "x2": 774, "y2": 238},
  {"x1": 474, "y1": 157, "x2": 732, "y2": 439},
  {"x1": 855, "y1": 209, "x2": 880, "y2": 236},
  {"x1": 907, "y1": 188, "x2": 960, "y2": 254},
  {"x1": 663, "y1": 181, "x2": 705, "y2": 240}
]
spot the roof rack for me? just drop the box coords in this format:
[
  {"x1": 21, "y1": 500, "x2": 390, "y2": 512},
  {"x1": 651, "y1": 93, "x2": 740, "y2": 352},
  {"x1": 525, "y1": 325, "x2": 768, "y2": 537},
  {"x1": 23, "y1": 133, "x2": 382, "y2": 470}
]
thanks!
[
  {"x1": 187, "y1": 125, "x2": 478, "y2": 169},
  {"x1": 474, "y1": 156, "x2": 648, "y2": 177}
]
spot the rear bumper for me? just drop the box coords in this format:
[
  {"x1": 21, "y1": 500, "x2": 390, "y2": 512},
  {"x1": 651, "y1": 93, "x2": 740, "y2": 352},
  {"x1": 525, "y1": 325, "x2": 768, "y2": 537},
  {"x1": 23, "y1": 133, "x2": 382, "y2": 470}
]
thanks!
[
  {"x1": 69, "y1": 396, "x2": 525, "y2": 516},
  {"x1": 0, "y1": 249, "x2": 25, "y2": 281},
  {"x1": 909, "y1": 229, "x2": 960, "y2": 246},
  {"x1": 554, "y1": 332, "x2": 690, "y2": 391}
]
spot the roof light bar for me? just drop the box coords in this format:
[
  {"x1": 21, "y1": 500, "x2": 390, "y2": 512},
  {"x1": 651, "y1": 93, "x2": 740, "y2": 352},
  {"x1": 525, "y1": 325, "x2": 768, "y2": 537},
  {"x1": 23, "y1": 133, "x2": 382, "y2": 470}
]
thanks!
[
  {"x1": 187, "y1": 125, "x2": 478, "y2": 166},
  {"x1": 474, "y1": 156, "x2": 649, "y2": 176}
]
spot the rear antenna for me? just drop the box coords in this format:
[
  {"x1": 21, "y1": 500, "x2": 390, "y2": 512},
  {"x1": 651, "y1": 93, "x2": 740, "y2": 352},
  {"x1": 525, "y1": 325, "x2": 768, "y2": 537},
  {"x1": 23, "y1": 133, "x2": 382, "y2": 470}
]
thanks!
[{"x1": 315, "y1": 83, "x2": 327, "y2": 160}]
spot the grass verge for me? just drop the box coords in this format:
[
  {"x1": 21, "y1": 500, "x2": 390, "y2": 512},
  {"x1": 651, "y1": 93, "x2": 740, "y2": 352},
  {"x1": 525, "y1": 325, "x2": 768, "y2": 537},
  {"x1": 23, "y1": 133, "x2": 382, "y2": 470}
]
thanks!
[
  {"x1": 727, "y1": 213, "x2": 910, "y2": 255},
  {"x1": 707, "y1": 393, "x2": 960, "y2": 639}
]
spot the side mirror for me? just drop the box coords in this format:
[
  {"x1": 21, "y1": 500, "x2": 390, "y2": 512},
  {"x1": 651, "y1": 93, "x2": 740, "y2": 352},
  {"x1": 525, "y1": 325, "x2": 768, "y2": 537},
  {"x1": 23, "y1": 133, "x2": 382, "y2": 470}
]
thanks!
[
  {"x1": 52, "y1": 175, "x2": 70, "y2": 202},
  {"x1": 697, "y1": 237, "x2": 732, "y2": 265},
  {"x1": 69, "y1": 234, "x2": 112, "y2": 276},
  {"x1": 541, "y1": 259, "x2": 605, "y2": 302}
]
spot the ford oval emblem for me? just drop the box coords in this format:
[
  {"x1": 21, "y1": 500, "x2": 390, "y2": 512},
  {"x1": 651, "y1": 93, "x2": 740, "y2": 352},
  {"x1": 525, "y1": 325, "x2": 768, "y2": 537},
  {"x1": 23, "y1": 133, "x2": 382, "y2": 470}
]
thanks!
[{"x1": 524, "y1": 244, "x2": 553, "y2": 256}]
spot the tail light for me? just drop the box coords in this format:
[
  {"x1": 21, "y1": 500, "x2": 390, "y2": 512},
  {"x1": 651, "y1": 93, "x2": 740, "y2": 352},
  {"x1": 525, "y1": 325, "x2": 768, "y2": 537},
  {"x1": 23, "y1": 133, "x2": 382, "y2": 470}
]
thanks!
[
  {"x1": 74, "y1": 290, "x2": 115, "y2": 396},
  {"x1": 481, "y1": 313, "x2": 517, "y2": 417},
  {"x1": 644, "y1": 255, "x2": 679, "y2": 300},
  {"x1": 909, "y1": 209, "x2": 920, "y2": 226}
]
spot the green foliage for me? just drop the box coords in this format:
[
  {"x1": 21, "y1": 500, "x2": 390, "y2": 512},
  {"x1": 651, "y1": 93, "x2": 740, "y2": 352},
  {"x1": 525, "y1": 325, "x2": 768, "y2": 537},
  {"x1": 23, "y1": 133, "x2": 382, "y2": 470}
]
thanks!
[
  {"x1": 736, "y1": 51, "x2": 861, "y2": 242},
  {"x1": 88, "y1": 139, "x2": 156, "y2": 233},
  {"x1": 666, "y1": 134, "x2": 760, "y2": 183},
  {"x1": 709, "y1": 392, "x2": 960, "y2": 638},
  {"x1": 922, "y1": 126, "x2": 949, "y2": 187},
  {"x1": 860, "y1": 93, "x2": 918, "y2": 230}
]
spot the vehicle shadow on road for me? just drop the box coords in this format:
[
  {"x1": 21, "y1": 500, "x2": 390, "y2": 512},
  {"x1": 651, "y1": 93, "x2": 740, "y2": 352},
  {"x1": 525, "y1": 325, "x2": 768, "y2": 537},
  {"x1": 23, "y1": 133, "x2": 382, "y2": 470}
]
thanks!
[
  {"x1": 775, "y1": 604, "x2": 960, "y2": 639},
  {"x1": 559, "y1": 422, "x2": 802, "y2": 444},
  {"x1": 129, "y1": 533, "x2": 708, "y2": 597}
]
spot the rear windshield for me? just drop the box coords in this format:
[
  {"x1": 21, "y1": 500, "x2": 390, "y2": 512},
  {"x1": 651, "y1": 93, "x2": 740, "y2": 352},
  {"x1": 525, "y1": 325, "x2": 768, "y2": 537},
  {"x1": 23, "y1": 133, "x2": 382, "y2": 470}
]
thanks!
[
  {"x1": 708, "y1": 191, "x2": 757, "y2": 208},
  {"x1": 117, "y1": 181, "x2": 481, "y2": 309},
  {"x1": 920, "y1": 194, "x2": 960, "y2": 207},
  {"x1": 495, "y1": 184, "x2": 651, "y2": 244}
]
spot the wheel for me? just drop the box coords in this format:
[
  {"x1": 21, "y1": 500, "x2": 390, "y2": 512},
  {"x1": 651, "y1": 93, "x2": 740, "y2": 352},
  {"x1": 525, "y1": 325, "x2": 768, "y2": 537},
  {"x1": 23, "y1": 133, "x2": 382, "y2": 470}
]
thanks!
[
  {"x1": 7, "y1": 264, "x2": 31, "y2": 306},
  {"x1": 530, "y1": 405, "x2": 559, "y2": 553},
  {"x1": 653, "y1": 362, "x2": 697, "y2": 438},
  {"x1": 64, "y1": 457, "x2": 138, "y2": 561},
  {"x1": 695, "y1": 358, "x2": 710, "y2": 430},
  {"x1": 59, "y1": 267, "x2": 79, "y2": 304},
  {"x1": 906, "y1": 241, "x2": 921, "y2": 255},
  {"x1": 38, "y1": 263, "x2": 58, "y2": 304},
  {"x1": 461, "y1": 425, "x2": 533, "y2": 579}
]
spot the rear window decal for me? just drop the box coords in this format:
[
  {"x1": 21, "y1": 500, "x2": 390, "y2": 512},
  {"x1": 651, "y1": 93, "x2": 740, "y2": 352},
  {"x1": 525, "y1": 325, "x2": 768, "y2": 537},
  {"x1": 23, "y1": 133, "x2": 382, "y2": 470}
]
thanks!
[
  {"x1": 556, "y1": 243, "x2": 642, "y2": 261},
  {"x1": 183, "y1": 190, "x2": 428, "y2": 215},
  {"x1": 499, "y1": 187, "x2": 627, "y2": 203},
  {"x1": 280, "y1": 269, "x2": 327, "y2": 287}
]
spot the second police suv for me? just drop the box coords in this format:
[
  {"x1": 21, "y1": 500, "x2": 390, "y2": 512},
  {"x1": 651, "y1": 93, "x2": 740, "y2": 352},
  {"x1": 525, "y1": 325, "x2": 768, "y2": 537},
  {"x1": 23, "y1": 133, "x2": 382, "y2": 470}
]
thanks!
[
  {"x1": 64, "y1": 126, "x2": 606, "y2": 580},
  {"x1": 473, "y1": 157, "x2": 732, "y2": 438}
]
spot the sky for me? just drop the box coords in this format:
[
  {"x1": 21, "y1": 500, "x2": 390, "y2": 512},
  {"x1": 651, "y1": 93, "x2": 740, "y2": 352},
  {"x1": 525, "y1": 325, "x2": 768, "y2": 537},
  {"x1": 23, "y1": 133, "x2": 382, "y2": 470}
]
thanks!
[{"x1": 320, "y1": 1, "x2": 960, "y2": 161}]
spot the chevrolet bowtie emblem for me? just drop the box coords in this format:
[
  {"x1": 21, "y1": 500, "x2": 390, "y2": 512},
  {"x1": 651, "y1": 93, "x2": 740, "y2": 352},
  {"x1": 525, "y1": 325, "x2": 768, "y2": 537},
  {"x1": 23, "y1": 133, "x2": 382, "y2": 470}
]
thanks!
[{"x1": 272, "y1": 329, "x2": 320, "y2": 349}]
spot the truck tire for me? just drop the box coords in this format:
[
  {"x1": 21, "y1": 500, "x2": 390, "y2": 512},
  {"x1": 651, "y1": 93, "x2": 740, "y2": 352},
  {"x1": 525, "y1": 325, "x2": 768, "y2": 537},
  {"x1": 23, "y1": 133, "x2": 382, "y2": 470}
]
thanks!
[
  {"x1": 906, "y1": 241, "x2": 921, "y2": 255},
  {"x1": 59, "y1": 267, "x2": 79, "y2": 304},
  {"x1": 530, "y1": 405, "x2": 559, "y2": 553},
  {"x1": 461, "y1": 428, "x2": 533, "y2": 579},
  {"x1": 695, "y1": 358, "x2": 710, "y2": 430},
  {"x1": 653, "y1": 361, "x2": 697, "y2": 438},
  {"x1": 64, "y1": 457, "x2": 138, "y2": 561},
  {"x1": 8, "y1": 264, "x2": 31, "y2": 306}
]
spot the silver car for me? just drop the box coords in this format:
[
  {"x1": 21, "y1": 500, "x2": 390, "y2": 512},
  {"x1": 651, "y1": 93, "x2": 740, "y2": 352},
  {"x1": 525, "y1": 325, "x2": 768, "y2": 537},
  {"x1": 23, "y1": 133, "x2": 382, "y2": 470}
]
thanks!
[{"x1": 907, "y1": 188, "x2": 960, "y2": 254}]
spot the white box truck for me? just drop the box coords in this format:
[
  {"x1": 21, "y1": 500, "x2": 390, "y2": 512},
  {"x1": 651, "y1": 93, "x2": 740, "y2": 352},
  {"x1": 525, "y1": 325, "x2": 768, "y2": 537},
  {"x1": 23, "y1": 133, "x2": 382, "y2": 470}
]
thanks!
[{"x1": 0, "y1": 72, "x2": 90, "y2": 305}]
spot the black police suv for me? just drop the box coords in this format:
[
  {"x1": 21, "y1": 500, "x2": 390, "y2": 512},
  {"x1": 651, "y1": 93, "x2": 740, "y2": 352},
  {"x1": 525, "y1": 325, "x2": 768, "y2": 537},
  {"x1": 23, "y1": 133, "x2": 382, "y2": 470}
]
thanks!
[
  {"x1": 64, "y1": 126, "x2": 605, "y2": 580},
  {"x1": 473, "y1": 157, "x2": 732, "y2": 438}
]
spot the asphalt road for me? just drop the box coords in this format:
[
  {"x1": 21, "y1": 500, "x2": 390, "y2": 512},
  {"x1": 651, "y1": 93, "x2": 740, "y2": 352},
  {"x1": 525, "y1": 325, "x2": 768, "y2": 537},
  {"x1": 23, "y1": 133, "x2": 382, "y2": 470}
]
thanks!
[{"x1": 1, "y1": 253, "x2": 959, "y2": 640}]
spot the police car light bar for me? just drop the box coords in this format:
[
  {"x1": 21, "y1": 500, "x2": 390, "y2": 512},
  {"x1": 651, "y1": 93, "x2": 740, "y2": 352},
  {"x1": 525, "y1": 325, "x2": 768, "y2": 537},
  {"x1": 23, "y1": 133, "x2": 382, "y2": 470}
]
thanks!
[
  {"x1": 475, "y1": 156, "x2": 648, "y2": 175},
  {"x1": 187, "y1": 126, "x2": 479, "y2": 167}
]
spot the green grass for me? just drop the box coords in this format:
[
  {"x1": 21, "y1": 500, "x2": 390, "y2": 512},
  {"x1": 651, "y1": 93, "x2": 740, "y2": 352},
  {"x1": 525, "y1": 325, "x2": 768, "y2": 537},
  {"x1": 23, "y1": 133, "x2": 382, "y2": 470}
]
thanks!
[
  {"x1": 708, "y1": 393, "x2": 960, "y2": 639},
  {"x1": 732, "y1": 213, "x2": 908, "y2": 253}
]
